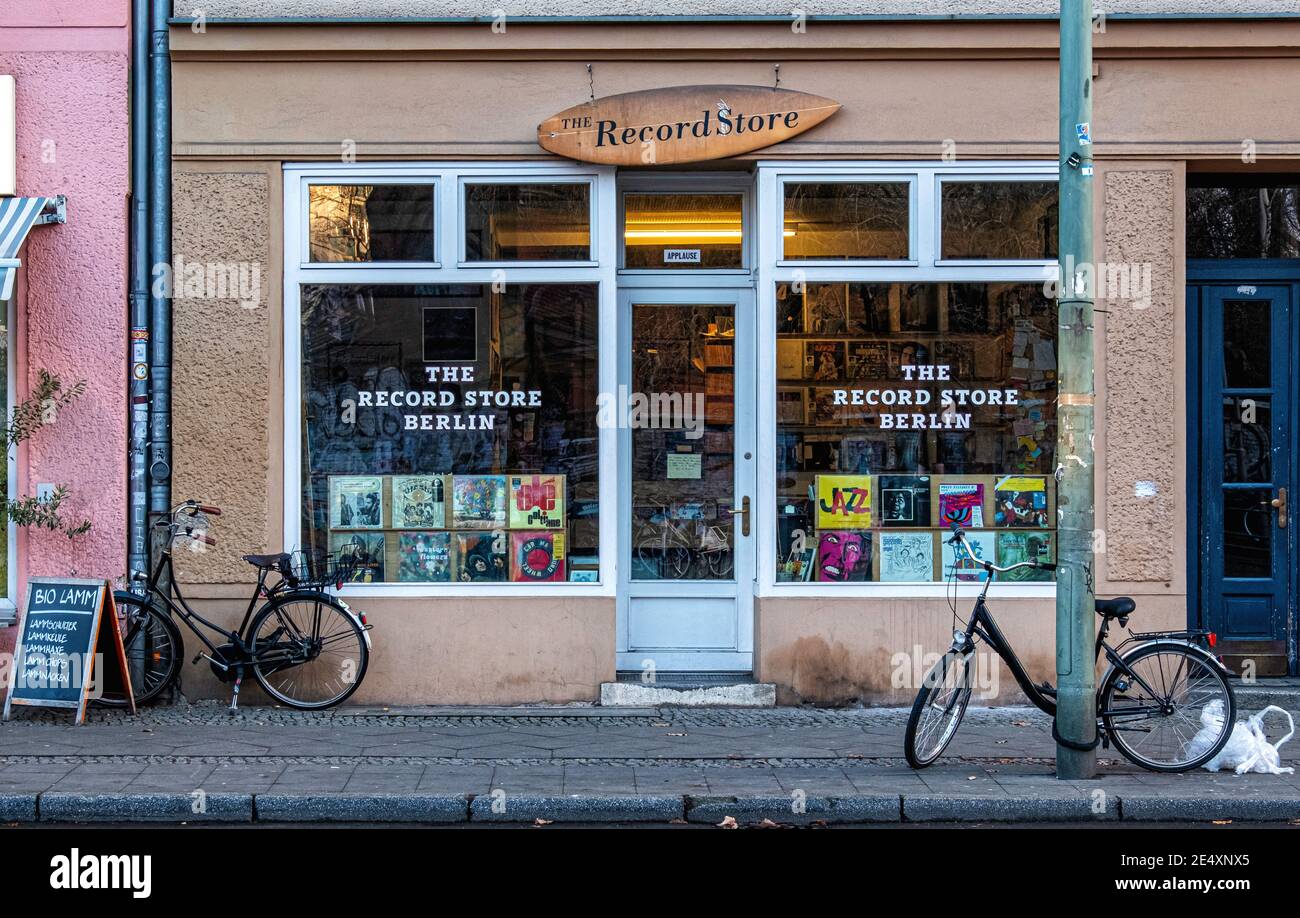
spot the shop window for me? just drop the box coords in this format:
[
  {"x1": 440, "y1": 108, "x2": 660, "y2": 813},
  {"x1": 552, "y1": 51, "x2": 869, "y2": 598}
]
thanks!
[
  {"x1": 308, "y1": 184, "x2": 435, "y2": 262},
  {"x1": 940, "y1": 181, "x2": 1058, "y2": 260},
  {"x1": 623, "y1": 193, "x2": 744, "y2": 269},
  {"x1": 782, "y1": 182, "x2": 909, "y2": 260},
  {"x1": 1187, "y1": 178, "x2": 1300, "y2": 259},
  {"x1": 300, "y1": 283, "x2": 600, "y2": 584},
  {"x1": 774, "y1": 282, "x2": 1057, "y2": 584},
  {"x1": 463, "y1": 182, "x2": 592, "y2": 262}
]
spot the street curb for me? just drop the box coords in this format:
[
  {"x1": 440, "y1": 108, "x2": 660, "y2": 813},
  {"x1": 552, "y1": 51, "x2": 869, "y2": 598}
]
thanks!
[
  {"x1": 903, "y1": 794, "x2": 1116, "y2": 822},
  {"x1": 0, "y1": 793, "x2": 38, "y2": 822},
  {"x1": 1119, "y1": 795, "x2": 1300, "y2": 822},
  {"x1": 468, "y1": 794, "x2": 684, "y2": 823},
  {"x1": 254, "y1": 793, "x2": 469, "y2": 823},
  {"x1": 38, "y1": 792, "x2": 253, "y2": 823},
  {"x1": 684, "y1": 794, "x2": 900, "y2": 825}
]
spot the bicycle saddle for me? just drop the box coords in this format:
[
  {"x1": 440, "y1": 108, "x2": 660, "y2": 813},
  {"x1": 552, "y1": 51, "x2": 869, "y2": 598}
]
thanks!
[
  {"x1": 1095, "y1": 596, "x2": 1136, "y2": 619},
  {"x1": 243, "y1": 552, "x2": 291, "y2": 568}
]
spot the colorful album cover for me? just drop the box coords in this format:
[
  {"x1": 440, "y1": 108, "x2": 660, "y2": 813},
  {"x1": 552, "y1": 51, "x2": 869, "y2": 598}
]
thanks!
[
  {"x1": 391, "y1": 475, "x2": 445, "y2": 529},
  {"x1": 993, "y1": 476, "x2": 1050, "y2": 527},
  {"x1": 940, "y1": 530, "x2": 996, "y2": 582},
  {"x1": 816, "y1": 530, "x2": 870, "y2": 582},
  {"x1": 804, "y1": 340, "x2": 845, "y2": 381},
  {"x1": 451, "y1": 475, "x2": 508, "y2": 529},
  {"x1": 996, "y1": 531, "x2": 1054, "y2": 582},
  {"x1": 878, "y1": 531, "x2": 935, "y2": 582},
  {"x1": 815, "y1": 474, "x2": 873, "y2": 530},
  {"x1": 938, "y1": 481, "x2": 984, "y2": 528},
  {"x1": 879, "y1": 475, "x2": 932, "y2": 527},
  {"x1": 397, "y1": 531, "x2": 452, "y2": 583},
  {"x1": 329, "y1": 476, "x2": 384, "y2": 530},
  {"x1": 510, "y1": 531, "x2": 567, "y2": 582},
  {"x1": 508, "y1": 474, "x2": 566, "y2": 530},
  {"x1": 330, "y1": 531, "x2": 386, "y2": 583},
  {"x1": 453, "y1": 530, "x2": 508, "y2": 582}
]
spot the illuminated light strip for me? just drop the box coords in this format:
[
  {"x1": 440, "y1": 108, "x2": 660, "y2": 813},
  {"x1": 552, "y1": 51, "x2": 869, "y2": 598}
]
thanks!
[{"x1": 623, "y1": 229, "x2": 795, "y2": 239}]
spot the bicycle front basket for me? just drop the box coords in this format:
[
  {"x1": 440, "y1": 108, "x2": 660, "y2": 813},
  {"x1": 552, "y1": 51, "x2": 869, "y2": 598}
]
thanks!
[{"x1": 286, "y1": 549, "x2": 359, "y2": 588}]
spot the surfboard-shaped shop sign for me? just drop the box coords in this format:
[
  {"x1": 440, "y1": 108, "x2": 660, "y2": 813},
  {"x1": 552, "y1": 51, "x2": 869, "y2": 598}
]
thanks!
[{"x1": 538, "y1": 85, "x2": 841, "y2": 166}]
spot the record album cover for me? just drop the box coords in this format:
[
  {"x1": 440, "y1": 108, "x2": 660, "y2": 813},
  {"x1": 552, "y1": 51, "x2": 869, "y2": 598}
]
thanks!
[
  {"x1": 510, "y1": 531, "x2": 567, "y2": 582},
  {"x1": 391, "y1": 475, "x2": 445, "y2": 529},
  {"x1": 397, "y1": 531, "x2": 452, "y2": 583},
  {"x1": 329, "y1": 476, "x2": 384, "y2": 530},
  {"x1": 454, "y1": 530, "x2": 508, "y2": 582},
  {"x1": 509, "y1": 474, "x2": 566, "y2": 529},
  {"x1": 451, "y1": 475, "x2": 508, "y2": 529}
]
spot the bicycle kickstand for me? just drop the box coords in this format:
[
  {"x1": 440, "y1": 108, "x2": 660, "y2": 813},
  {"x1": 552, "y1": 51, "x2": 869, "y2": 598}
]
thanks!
[{"x1": 229, "y1": 665, "x2": 244, "y2": 716}]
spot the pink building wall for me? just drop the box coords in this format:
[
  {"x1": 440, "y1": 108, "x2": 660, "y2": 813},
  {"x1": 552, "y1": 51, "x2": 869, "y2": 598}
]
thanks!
[{"x1": 0, "y1": 0, "x2": 130, "y2": 663}]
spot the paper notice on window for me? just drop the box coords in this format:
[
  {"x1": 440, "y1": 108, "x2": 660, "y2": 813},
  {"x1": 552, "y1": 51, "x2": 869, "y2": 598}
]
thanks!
[{"x1": 666, "y1": 453, "x2": 702, "y2": 480}]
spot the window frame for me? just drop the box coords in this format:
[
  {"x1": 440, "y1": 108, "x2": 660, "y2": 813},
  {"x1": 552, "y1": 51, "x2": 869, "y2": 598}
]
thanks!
[
  {"x1": 458, "y1": 173, "x2": 599, "y2": 267},
  {"x1": 616, "y1": 171, "x2": 754, "y2": 277},
  {"x1": 934, "y1": 170, "x2": 1061, "y2": 268},
  {"x1": 303, "y1": 177, "x2": 441, "y2": 268},
  {"x1": 755, "y1": 160, "x2": 1060, "y2": 599},
  {"x1": 284, "y1": 162, "x2": 617, "y2": 597},
  {"x1": 777, "y1": 174, "x2": 918, "y2": 266}
]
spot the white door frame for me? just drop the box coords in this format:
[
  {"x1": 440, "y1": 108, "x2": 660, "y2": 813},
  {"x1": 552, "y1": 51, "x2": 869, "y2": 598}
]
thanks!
[{"x1": 616, "y1": 284, "x2": 757, "y2": 672}]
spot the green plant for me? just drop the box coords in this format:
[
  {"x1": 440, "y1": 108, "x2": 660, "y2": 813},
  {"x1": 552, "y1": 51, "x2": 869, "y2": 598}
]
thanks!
[{"x1": 2, "y1": 370, "x2": 91, "y2": 538}]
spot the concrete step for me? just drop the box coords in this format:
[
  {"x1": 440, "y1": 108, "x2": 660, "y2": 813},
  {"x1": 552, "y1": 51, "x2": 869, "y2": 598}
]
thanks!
[{"x1": 600, "y1": 679, "x2": 776, "y2": 707}]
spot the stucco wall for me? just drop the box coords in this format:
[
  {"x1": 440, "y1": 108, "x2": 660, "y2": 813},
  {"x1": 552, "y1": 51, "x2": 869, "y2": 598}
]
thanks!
[
  {"x1": 755, "y1": 595, "x2": 1186, "y2": 705},
  {"x1": 176, "y1": 596, "x2": 616, "y2": 704},
  {"x1": 0, "y1": 2, "x2": 129, "y2": 663},
  {"x1": 171, "y1": 166, "x2": 278, "y2": 583},
  {"x1": 1099, "y1": 166, "x2": 1180, "y2": 585}
]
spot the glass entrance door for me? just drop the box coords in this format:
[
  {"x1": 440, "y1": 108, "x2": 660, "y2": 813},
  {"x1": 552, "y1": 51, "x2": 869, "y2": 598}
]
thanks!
[
  {"x1": 617, "y1": 289, "x2": 755, "y2": 672},
  {"x1": 1197, "y1": 284, "x2": 1294, "y2": 675}
]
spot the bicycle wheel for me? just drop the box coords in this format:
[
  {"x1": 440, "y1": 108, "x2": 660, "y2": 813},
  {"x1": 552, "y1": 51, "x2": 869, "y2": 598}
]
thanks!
[
  {"x1": 96, "y1": 593, "x2": 182, "y2": 706},
  {"x1": 904, "y1": 651, "x2": 974, "y2": 768},
  {"x1": 248, "y1": 592, "x2": 369, "y2": 709},
  {"x1": 1100, "y1": 641, "x2": 1236, "y2": 772}
]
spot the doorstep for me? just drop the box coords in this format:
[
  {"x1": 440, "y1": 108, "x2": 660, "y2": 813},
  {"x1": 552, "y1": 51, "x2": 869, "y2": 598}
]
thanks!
[{"x1": 601, "y1": 673, "x2": 776, "y2": 707}]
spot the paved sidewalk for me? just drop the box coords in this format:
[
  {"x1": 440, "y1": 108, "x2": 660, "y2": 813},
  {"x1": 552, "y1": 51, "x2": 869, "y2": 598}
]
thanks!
[{"x1": 1, "y1": 704, "x2": 1298, "y2": 825}]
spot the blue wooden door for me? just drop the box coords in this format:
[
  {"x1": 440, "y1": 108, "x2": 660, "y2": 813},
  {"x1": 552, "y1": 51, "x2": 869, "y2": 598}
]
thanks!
[{"x1": 1198, "y1": 284, "x2": 1293, "y2": 675}]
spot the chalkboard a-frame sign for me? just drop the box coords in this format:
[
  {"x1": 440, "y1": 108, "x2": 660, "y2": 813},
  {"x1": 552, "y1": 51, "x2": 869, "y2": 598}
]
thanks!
[{"x1": 2, "y1": 578, "x2": 135, "y2": 724}]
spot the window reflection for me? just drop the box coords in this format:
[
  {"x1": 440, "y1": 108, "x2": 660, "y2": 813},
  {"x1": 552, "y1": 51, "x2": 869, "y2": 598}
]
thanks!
[
  {"x1": 464, "y1": 183, "x2": 591, "y2": 261},
  {"x1": 941, "y1": 181, "x2": 1058, "y2": 260},
  {"x1": 309, "y1": 185, "x2": 435, "y2": 262}
]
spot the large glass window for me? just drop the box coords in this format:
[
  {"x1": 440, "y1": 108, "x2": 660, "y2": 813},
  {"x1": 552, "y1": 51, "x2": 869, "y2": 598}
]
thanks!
[
  {"x1": 463, "y1": 182, "x2": 592, "y2": 261},
  {"x1": 623, "y1": 193, "x2": 744, "y2": 269},
  {"x1": 783, "y1": 182, "x2": 909, "y2": 260},
  {"x1": 1187, "y1": 177, "x2": 1300, "y2": 259},
  {"x1": 775, "y1": 281, "x2": 1057, "y2": 584},
  {"x1": 300, "y1": 283, "x2": 600, "y2": 584},
  {"x1": 308, "y1": 185, "x2": 435, "y2": 262},
  {"x1": 941, "y1": 181, "x2": 1058, "y2": 260}
]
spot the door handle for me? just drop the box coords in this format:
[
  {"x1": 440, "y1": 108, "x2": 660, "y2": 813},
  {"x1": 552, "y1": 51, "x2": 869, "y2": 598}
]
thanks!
[
  {"x1": 726, "y1": 495, "x2": 751, "y2": 537},
  {"x1": 1270, "y1": 487, "x2": 1287, "y2": 529}
]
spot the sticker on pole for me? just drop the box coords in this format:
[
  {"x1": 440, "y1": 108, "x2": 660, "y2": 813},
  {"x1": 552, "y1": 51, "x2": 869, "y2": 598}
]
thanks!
[{"x1": 1075, "y1": 122, "x2": 1092, "y2": 145}]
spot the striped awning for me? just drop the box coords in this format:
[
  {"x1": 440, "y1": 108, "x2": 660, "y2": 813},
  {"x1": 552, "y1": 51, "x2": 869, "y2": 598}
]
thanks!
[{"x1": 0, "y1": 196, "x2": 55, "y2": 301}]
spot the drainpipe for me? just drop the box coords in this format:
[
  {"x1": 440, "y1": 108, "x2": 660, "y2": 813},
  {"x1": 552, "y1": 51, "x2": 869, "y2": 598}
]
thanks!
[
  {"x1": 1054, "y1": 0, "x2": 1098, "y2": 779},
  {"x1": 147, "y1": 0, "x2": 172, "y2": 547},
  {"x1": 127, "y1": 0, "x2": 151, "y2": 582}
]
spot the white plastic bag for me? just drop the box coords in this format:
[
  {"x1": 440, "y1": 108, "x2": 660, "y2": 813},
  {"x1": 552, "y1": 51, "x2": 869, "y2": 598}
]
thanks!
[{"x1": 1188, "y1": 699, "x2": 1295, "y2": 775}]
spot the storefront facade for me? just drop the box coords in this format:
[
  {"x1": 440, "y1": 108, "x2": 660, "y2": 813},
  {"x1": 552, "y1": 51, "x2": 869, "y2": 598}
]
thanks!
[
  {"x1": 0, "y1": 2, "x2": 130, "y2": 646},
  {"x1": 168, "y1": 9, "x2": 1300, "y2": 704}
]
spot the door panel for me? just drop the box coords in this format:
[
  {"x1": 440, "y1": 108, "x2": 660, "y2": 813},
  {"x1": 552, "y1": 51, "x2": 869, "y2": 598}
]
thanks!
[
  {"x1": 1199, "y1": 285, "x2": 1292, "y2": 675},
  {"x1": 617, "y1": 290, "x2": 755, "y2": 672}
]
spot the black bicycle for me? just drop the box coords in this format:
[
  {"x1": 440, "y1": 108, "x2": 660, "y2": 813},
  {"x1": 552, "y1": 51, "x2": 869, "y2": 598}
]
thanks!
[
  {"x1": 98, "y1": 500, "x2": 372, "y2": 711},
  {"x1": 904, "y1": 525, "x2": 1236, "y2": 772}
]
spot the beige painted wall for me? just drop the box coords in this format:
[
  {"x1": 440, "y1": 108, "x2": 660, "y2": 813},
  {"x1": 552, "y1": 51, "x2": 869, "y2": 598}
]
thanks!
[{"x1": 166, "y1": 17, "x2": 1294, "y2": 704}]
